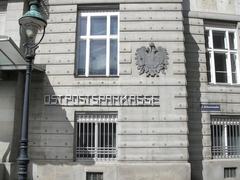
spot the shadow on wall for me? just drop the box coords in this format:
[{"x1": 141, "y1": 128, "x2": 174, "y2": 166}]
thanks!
[
  {"x1": 0, "y1": 71, "x2": 96, "y2": 179},
  {"x1": 27, "y1": 73, "x2": 96, "y2": 179},
  {"x1": 0, "y1": 71, "x2": 24, "y2": 180},
  {"x1": 183, "y1": 0, "x2": 203, "y2": 180}
]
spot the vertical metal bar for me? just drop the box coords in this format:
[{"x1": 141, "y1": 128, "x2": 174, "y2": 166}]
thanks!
[
  {"x1": 87, "y1": 121, "x2": 89, "y2": 152},
  {"x1": 229, "y1": 120, "x2": 232, "y2": 156},
  {"x1": 103, "y1": 115, "x2": 105, "y2": 158},
  {"x1": 239, "y1": 122, "x2": 240, "y2": 156},
  {"x1": 224, "y1": 123, "x2": 228, "y2": 157},
  {"x1": 231, "y1": 120, "x2": 233, "y2": 156},
  {"x1": 95, "y1": 115, "x2": 98, "y2": 159},
  {"x1": 236, "y1": 121, "x2": 238, "y2": 156},
  {"x1": 114, "y1": 121, "x2": 116, "y2": 158},
  {"x1": 91, "y1": 120, "x2": 93, "y2": 158},
  {"x1": 79, "y1": 122, "x2": 82, "y2": 158},
  {"x1": 212, "y1": 120, "x2": 215, "y2": 157},
  {"x1": 107, "y1": 120, "x2": 109, "y2": 159},
  {"x1": 112, "y1": 121, "x2": 114, "y2": 158},
  {"x1": 228, "y1": 120, "x2": 231, "y2": 156},
  {"x1": 77, "y1": 120, "x2": 80, "y2": 158},
  {"x1": 83, "y1": 120, "x2": 85, "y2": 158},
  {"x1": 219, "y1": 118, "x2": 221, "y2": 157},
  {"x1": 98, "y1": 119, "x2": 101, "y2": 159},
  {"x1": 216, "y1": 118, "x2": 219, "y2": 157},
  {"x1": 233, "y1": 121, "x2": 236, "y2": 156}
]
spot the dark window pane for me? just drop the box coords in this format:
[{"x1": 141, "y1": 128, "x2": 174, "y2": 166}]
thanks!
[
  {"x1": 91, "y1": 16, "x2": 107, "y2": 35},
  {"x1": 216, "y1": 72, "x2": 227, "y2": 83},
  {"x1": 214, "y1": 53, "x2": 226, "y2": 71},
  {"x1": 205, "y1": 30, "x2": 209, "y2": 48},
  {"x1": 105, "y1": 123, "x2": 109, "y2": 147},
  {"x1": 230, "y1": 54, "x2": 237, "y2": 83},
  {"x1": 113, "y1": 123, "x2": 116, "y2": 147},
  {"x1": 206, "y1": 52, "x2": 211, "y2": 82},
  {"x1": 229, "y1": 32, "x2": 235, "y2": 50},
  {"x1": 231, "y1": 54, "x2": 236, "y2": 73},
  {"x1": 78, "y1": 40, "x2": 86, "y2": 75},
  {"x1": 110, "y1": 16, "x2": 118, "y2": 35},
  {"x1": 213, "y1": 31, "x2": 225, "y2": 49},
  {"x1": 110, "y1": 39, "x2": 118, "y2": 75},
  {"x1": 89, "y1": 40, "x2": 106, "y2": 75},
  {"x1": 232, "y1": 73, "x2": 237, "y2": 84},
  {"x1": 86, "y1": 172, "x2": 103, "y2": 180},
  {"x1": 79, "y1": 16, "x2": 87, "y2": 36}
]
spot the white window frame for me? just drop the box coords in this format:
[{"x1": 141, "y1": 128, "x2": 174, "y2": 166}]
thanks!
[
  {"x1": 0, "y1": 12, "x2": 6, "y2": 35},
  {"x1": 75, "y1": 112, "x2": 117, "y2": 161},
  {"x1": 205, "y1": 27, "x2": 240, "y2": 84},
  {"x1": 77, "y1": 11, "x2": 119, "y2": 77}
]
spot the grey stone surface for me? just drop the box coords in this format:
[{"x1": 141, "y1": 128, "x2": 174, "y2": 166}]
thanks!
[
  {"x1": 203, "y1": 160, "x2": 240, "y2": 180},
  {"x1": 0, "y1": 81, "x2": 16, "y2": 163},
  {"x1": 1, "y1": 0, "x2": 240, "y2": 180},
  {"x1": 29, "y1": 162, "x2": 190, "y2": 180}
]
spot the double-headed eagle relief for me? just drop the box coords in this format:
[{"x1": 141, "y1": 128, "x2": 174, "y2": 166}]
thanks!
[{"x1": 135, "y1": 43, "x2": 168, "y2": 77}]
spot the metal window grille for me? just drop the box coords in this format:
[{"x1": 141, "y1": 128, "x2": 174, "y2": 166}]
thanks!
[
  {"x1": 211, "y1": 116, "x2": 240, "y2": 159},
  {"x1": 76, "y1": 112, "x2": 117, "y2": 160},
  {"x1": 224, "y1": 167, "x2": 236, "y2": 178},
  {"x1": 86, "y1": 172, "x2": 103, "y2": 180}
]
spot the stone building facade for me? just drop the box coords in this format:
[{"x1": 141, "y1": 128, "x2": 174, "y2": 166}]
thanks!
[{"x1": 0, "y1": 0, "x2": 240, "y2": 180}]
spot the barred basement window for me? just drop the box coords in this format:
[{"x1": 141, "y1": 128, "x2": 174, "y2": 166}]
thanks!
[
  {"x1": 211, "y1": 116, "x2": 240, "y2": 159},
  {"x1": 224, "y1": 167, "x2": 236, "y2": 178},
  {"x1": 205, "y1": 26, "x2": 239, "y2": 84},
  {"x1": 76, "y1": 112, "x2": 117, "y2": 160},
  {"x1": 86, "y1": 172, "x2": 103, "y2": 180}
]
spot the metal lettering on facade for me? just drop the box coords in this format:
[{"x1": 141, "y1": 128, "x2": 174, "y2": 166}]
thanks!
[{"x1": 44, "y1": 95, "x2": 160, "y2": 107}]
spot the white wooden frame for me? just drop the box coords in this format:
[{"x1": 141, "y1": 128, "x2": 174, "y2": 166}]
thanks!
[
  {"x1": 0, "y1": 13, "x2": 6, "y2": 35},
  {"x1": 78, "y1": 11, "x2": 119, "y2": 77},
  {"x1": 205, "y1": 27, "x2": 239, "y2": 84}
]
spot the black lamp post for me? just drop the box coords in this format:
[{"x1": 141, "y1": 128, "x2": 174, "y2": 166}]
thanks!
[{"x1": 17, "y1": 0, "x2": 47, "y2": 179}]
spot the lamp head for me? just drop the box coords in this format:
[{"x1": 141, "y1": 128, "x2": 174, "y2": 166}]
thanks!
[{"x1": 19, "y1": 2, "x2": 47, "y2": 44}]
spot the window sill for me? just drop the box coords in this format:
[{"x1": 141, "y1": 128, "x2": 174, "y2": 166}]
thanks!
[
  {"x1": 208, "y1": 82, "x2": 240, "y2": 87},
  {"x1": 75, "y1": 75, "x2": 119, "y2": 78}
]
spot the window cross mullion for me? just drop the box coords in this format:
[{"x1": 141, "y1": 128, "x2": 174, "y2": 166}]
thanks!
[
  {"x1": 226, "y1": 31, "x2": 233, "y2": 84},
  {"x1": 106, "y1": 15, "x2": 110, "y2": 76},
  {"x1": 209, "y1": 29, "x2": 216, "y2": 83},
  {"x1": 86, "y1": 15, "x2": 91, "y2": 77}
]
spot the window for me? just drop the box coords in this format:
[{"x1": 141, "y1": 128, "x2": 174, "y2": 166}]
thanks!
[
  {"x1": 76, "y1": 9, "x2": 119, "y2": 77},
  {"x1": 224, "y1": 167, "x2": 237, "y2": 178},
  {"x1": 205, "y1": 27, "x2": 239, "y2": 84},
  {"x1": 211, "y1": 116, "x2": 240, "y2": 159},
  {"x1": 86, "y1": 172, "x2": 103, "y2": 180},
  {"x1": 75, "y1": 112, "x2": 117, "y2": 160}
]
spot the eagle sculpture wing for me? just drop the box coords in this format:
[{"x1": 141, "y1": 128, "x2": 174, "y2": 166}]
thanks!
[
  {"x1": 135, "y1": 47, "x2": 147, "y2": 75},
  {"x1": 155, "y1": 47, "x2": 169, "y2": 74}
]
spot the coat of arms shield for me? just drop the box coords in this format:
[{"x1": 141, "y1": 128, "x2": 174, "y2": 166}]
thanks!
[{"x1": 135, "y1": 43, "x2": 168, "y2": 77}]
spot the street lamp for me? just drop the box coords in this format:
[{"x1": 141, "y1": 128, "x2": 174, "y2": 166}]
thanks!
[{"x1": 17, "y1": 0, "x2": 47, "y2": 180}]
